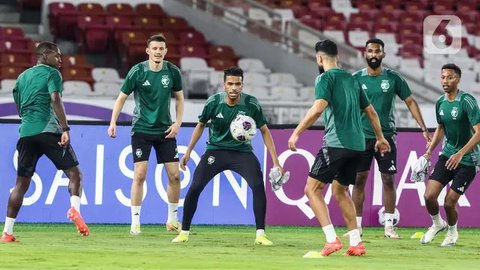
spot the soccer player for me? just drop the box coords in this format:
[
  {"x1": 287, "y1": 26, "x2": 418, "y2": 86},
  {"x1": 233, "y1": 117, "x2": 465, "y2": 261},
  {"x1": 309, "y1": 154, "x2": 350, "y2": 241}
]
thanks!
[
  {"x1": 1, "y1": 41, "x2": 89, "y2": 242},
  {"x1": 287, "y1": 40, "x2": 390, "y2": 256},
  {"x1": 171, "y1": 66, "x2": 285, "y2": 245},
  {"x1": 108, "y1": 34, "x2": 184, "y2": 235},
  {"x1": 352, "y1": 38, "x2": 431, "y2": 238},
  {"x1": 420, "y1": 63, "x2": 480, "y2": 246}
]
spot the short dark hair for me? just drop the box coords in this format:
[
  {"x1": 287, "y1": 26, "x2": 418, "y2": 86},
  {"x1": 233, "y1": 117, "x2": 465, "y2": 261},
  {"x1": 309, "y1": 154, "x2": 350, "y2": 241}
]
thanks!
[
  {"x1": 442, "y1": 63, "x2": 462, "y2": 78},
  {"x1": 366, "y1": 38, "x2": 385, "y2": 50},
  {"x1": 315, "y1": 39, "x2": 338, "y2": 56},
  {"x1": 224, "y1": 66, "x2": 244, "y2": 82},
  {"x1": 35, "y1": 41, "x2": 58, "y2": 56},
  {"x1": 147, "y1": 34, "x2": 167, "y2": 47}
]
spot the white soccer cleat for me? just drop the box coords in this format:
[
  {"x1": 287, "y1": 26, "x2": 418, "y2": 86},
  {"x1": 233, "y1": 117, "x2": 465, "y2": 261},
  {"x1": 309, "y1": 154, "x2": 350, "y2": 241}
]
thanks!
[
  {"x1": 269, "y1": 167, "x2": 290, "y2": 191},
  {"x1": 384, "y1": 226, "x2": 400, "y2": 239},
  {"x1": 130, "y1": 224, "x2": 141, "y2": 235},
  {"x1": 420, "y1": 221, "x2": 447, "y2": 244},
  {"x1": 440, "y1": 231, "x2": 458, "y2": 247}
]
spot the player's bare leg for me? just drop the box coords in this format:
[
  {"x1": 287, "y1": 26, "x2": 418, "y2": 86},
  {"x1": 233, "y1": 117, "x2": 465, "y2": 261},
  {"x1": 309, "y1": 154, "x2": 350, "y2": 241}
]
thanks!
[
  {"x1": 130, "y1": 161, "x2": 147, "y2": 235},
  {"x1": 165, "y1": 161, "x2": 181, "y2": 233}
]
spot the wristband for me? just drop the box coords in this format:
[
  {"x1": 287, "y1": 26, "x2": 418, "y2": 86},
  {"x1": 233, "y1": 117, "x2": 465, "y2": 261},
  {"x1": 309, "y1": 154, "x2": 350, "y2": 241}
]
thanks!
[{"x1": 62, "y1": 126, "x2": 71, "y2": 132}]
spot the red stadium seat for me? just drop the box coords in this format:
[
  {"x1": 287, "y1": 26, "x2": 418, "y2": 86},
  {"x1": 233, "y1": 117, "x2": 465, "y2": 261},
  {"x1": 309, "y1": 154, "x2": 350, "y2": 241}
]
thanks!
[
  {"x1": 135, "y1": 3, "x2": 167, "y2": 17},
  {"x1": 179, "y1": 45, "x2": 208, "y2": 58},
  {"x1": 208, "y1": 45, "x2": 238, "y2": 61},
  {"x1": 300, "y1": 18, "x2": 322, "y2": 30},
  {"x1": 179, "y1": 31, "x2": 208, "y2": 46},
  {"x1": 398, "y1": 44, "x2": 423, "y2": 58},
  {"x1": 75, "y1": 15, "x2": 110, "y2": 53},
  {"x1": 208, "y1": 58, "x2": 237, "y2": 71},
  {"x1": 1, "y1": 52, "x2": 34, "y2": 66},
  {"x1": 457, "y1": 1, "x2": 477, "y2": 13},
  {"x1": 0, "y1": 27, "x2": 25, "y2": 39},
  {"x1": 133, "y1": 16, "x2": 163, "y2": 31},
  {"x1": 61, "y1": 66, "x2": 94, "y2": 84},
  {"x1": 48, "y1": 2, "x2": 78, "y2": 40},
  {"x1": 77, "y1": 2, "x2": 105, "y2": 15},
  {"x1": 106, "y1": 3, "x2": 134, "y2": 16},
  {"x1": 162, "y1": 17, "x2": 191, "y2": 31},
  {"x1": 0, "y1": 66, "x2": 28, "y2": 80}
]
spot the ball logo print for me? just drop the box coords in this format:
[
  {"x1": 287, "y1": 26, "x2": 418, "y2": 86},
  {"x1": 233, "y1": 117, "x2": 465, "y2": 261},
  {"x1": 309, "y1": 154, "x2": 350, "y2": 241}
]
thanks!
[
  {"x1": 230, "y1": 115, "x2": 257, "y2": 142},
  {"x1": 423, "y1": 15, "x2": 462, "y2": 55}
]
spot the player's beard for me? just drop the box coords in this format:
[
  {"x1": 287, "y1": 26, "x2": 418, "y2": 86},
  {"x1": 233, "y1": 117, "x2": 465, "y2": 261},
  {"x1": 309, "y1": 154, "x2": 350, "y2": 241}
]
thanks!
[
  {"x1": 318, "y1": 65, "x2": 325, "y2": 75},
  {"x1": 366, "y1": 57, "x2": 382, "y2": 69}
]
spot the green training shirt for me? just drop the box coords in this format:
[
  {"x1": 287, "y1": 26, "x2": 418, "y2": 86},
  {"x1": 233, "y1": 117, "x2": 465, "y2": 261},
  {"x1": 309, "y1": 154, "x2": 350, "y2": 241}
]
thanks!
[
  {"x1": 353, "y1": 68, "x2": 411, "y2": 139},
  {"x1": 13, "y1": 64, "x2": 63, "y2": 137},
  {"x1": 121, "y1": 60, "x2": 183, "y2": 135},
  {"x1": 315, "y1": 68, "x2": 370, "y2": 151},
  {"x1": 435, "y1": 91, "x2": 480, "y2": 166},
  {"x1": 199, "y1": 92, "x2": 267, "y2": 152}
]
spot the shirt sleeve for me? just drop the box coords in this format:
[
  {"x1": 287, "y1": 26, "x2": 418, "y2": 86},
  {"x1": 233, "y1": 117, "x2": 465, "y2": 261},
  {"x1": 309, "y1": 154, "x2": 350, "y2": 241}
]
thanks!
[
  {"x1": 120, "y1": 66, "x2": 138, "y2": 95},
  {"x1": 394, "y1": 73, "x2": 412, "y2": 101},
  {"x1": 170, "y1": 64, "x2": 183, "y2": 92},
  {"x1": 462, "y1": 94, "x2": 480, "y2": 126},
  {"x1": 435, "y1": 99, "x2": 443, "y2": 124},
  {"x1": 47, "y1": 70, "x2": 63, "y2": 94},
  {"x1": 359, "y1": 82, "x2": 371, "y2": 109},
  {"x1": 315, "y1": 73, "x2": 332, "y2": 103},
  {"x1": 248, "y1": 96, "x2": 267, "y2": 128},
  {"x1": 198, "y1": 95, "x2": 216, "y2": 123}
]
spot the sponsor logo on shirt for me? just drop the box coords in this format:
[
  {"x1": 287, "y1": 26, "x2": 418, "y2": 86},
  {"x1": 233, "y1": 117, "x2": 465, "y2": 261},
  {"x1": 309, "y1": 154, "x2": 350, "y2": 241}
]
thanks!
[
  {"x1": 362, "y1": 84, "x2": 367, "y2": 90},
  {"x1": 439, "y1": 110, "x2": 444, "y2": 116},
  {"x1": 142, "y1": 80, "x2": 151, "y2": 86},
  {"x1": 216, "y1": 113, "x2": 224, "y2": 118}
]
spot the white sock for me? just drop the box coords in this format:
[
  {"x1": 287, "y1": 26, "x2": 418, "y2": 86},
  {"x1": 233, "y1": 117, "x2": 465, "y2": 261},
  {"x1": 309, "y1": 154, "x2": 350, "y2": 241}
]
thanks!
[
  {"x1": 256, "y1": 229, "x2": 265, "y2": 237},
  {"x1": 180, "y1": 230, "x2": 190, "y2": 235},
  {"x1": 131, "y1": 205, "x2": 141, "y2": 225},
  {"x1": 348, "y1": 229, "x2": 361, "y2": 246},
  {"x1": 356, "y1": 216, "x2": 362, "y2": 228},
  {"x1": 167, "y1": 202, "x2": 178, "y2": 222},
  {"x1": 431, "y1": 213, "x2": 443, "y2": 227},
  {"x1": 322, "y1": 224, "x2": 337, "y2": 243},
  {"x1": 3, "y1": 217, "x2": 15, "y2": 235},
  {"x1": 448, "y1": 223, "x2": 457, "y2": 233},
  {"x1": 70, "y1": 195, "x2": 81, "y2": 212},
  {"x1": 384, "y1": 213, "x2": 394, "y2": 227}
]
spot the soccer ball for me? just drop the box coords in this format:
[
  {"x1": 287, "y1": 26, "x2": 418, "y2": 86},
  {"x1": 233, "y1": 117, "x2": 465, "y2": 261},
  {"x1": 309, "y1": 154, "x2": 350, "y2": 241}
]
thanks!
[
  {"x1": 230, "y1": 115, "x2": 257, "y2": 142},
  {"x1": 378, "y1": 207, "x2": 400, "y2": 226}
]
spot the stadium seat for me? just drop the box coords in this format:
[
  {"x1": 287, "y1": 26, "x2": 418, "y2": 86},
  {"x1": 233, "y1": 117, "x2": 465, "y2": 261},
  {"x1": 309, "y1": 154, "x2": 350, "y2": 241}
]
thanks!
[
  {"x1": 133, "y1": 16, "x2": 163, "y2": 31},
  {"x1": 61, "y1": 67, "x2": 94, "y2": 85},
  {"x1": 207, "y1": 45, "x2": 238, "y2": 62},
  {"x1": 0, "y1": 66, "x2": 26, "y2": 80},
  {"x1": 0, "y1": 27, "x2": 25, "y2": 39},
  {"x1": 1, "y1": 52, "x2": 34, "y2": 66},
  {"x1": 271, "y1": 86, "x2": 304, "y2": 101},
  {"x1": 243, "y1": 72, "x2": 270, "y2": 87},
  {"x1": 238, "y1": 58, "x2": 271, "y2": 74},
  {"x1": 163, "y1": 17, "x2": 191, "y2": 31},
  {"x1": 62, "y1": 80, "x2": 93, "y2": 97},
  {"x1": 0, "y1": 79, "x2": 16, "y2": 94},
  {"x1": 243, "y1": 86, "x2": 277, "y2": 101},
  {"x1": 298, "y1": 86, "x2": 316, "y2": 101},
  {"x1": 48, "y1": 2, "x2": 77, "y2": 39},
  {"x1": 209, "y1": 70, "x2": 224, "y2": 92},
  {"x1": 247, "y1": 8, "x2": 272, "y2": 27},
  {"x1": 75, "y1": 15, "x2": 110, "y2": 53},
  {"x1": 92, "y1": 67, "x2": 123, "y2": 83},
  {"x1": 106, "y1": 3, "x2": 134, "y2": 16},
  {"x1": 178, "y1": 31, "x2": 208, "y2": 46},
  {"x1": 179, "y1": 45, "x2": 208, "y2": 58},
  {"x1": 77, "y1": 2, "x2": 105, "y2": 16},
  {"x1": 61, "y1": 54, "x2": 94, "y2": 70},
  {"x1": 323, "y1": 30, "x2": 346, "y2": 43},
  {"x1": 207, "y1": 58, "x2": 236, "y2": 71},
  {"x1": 269, "y1": 73, "x2": 302, "y2": 88},
  {"x1": 135, "y1": 3, "x2": 167, "y2": 17},
  {"x1": 180, "y1": 57, "x2": 213, "y2": 99},
  {"x1": 93, "y1": 82, "x2": 121, "y2": 97}
]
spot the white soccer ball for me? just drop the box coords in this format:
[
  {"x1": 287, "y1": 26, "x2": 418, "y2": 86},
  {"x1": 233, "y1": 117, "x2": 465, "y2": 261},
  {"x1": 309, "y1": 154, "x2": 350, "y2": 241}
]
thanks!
[
  {"x1": 378, "y1": 206, "x2": 400, "y2": 226},
  {"x1": 230, "y1": 115, "x2": 257, "y2": 142}
]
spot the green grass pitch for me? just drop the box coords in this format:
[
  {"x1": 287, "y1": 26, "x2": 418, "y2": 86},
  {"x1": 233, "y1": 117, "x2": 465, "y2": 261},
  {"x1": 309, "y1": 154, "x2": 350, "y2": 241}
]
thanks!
[{"x1": 0, "y1": 224, "x2": 479, "y2": 270}]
